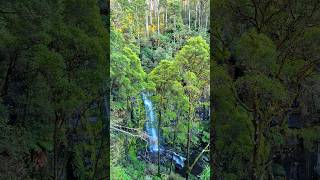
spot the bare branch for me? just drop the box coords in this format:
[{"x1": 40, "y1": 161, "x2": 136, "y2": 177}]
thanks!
[
  {"x1": 189, "y1": 143, "x2": 210, "y2": 172},
  {"x1": 110, "y1": 124, "x2": 149, "y2": 142}
]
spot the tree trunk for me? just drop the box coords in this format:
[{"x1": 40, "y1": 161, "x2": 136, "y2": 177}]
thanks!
[
  {"x1": 188, "y1": 0, "x2": 191, "y2": 30},
  {"x1": 162, "y1": 13, "x2": 165, "y2": 29},
  {"x1": 157, "y1": 0, "x2": 160, "y2": 34},
  {"x1": 1, "y1": 50, "x2": 18, "y2": 98},
  {"x1": 135, "y1": 7, "x2": 141, "y2": 44},
  {"x1": 145, "y1": 1, "x2": 149, "y2": 37},
  {"x1": 205, "y1": 14, "x2": 208, "y2": 30},
  {"x1": 194, "y1": 2, "x2": 198, "y2": 30},
  {"x1": 184, "y1": 0, "x2": 187, "y2": 14},
  {"x1": 157, "y1": 96, "x2": 163, "y2": 177},
  {"x1": 124, "y1": 97, "x2": 130, "y2": 160},
  {"x1": 53, "y1": 113, "x2": 59, "y2": 179},
  {"x1": 149, "y1": 0, "x2": 153, "y2": 26},
  {"x1": 186, "y1": 102, "x2": 192, "y2": 179},
  {"x1": 252, "y1": 122, "x2": 258, "y2": 180},
  {"x1": 198, "y1": 1, "x2": 201, "y2": 29},
  {"x1": 165, "y1": 8, "x2": 167, "y2": 30},
  {"x1": 252, "y1": 96, "x2": 259, "y2": 180},
  {"x1": 173, "y1": 15, "x2": 176, "y2": 51},
  {"x1": 170, "y1": 109, "x2": 180, "y2": 173},
  {"x1": 154, "y1": 0, "x2": 157, "y2": 21},
  {"x1": 92, "y1": 100, "x2": 108, "y2": 180}
]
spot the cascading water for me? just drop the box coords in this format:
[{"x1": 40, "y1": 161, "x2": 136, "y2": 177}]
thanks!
[
  {"x1": 142, "y1": 93, "x2": 159, "y2": 152},
  {"x1": 141, "y1": 92, "x2": 186, "y2": 168}
]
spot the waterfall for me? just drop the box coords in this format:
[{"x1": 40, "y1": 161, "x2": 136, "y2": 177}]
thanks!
[
  {"x1": 142, "y1": 92, "x2": 159, "y2": 152},
  {"x1": 141, "y1": 92, "x2": 186, "y2": 168}
]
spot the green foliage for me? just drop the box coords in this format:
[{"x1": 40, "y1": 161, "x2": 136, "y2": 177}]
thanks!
[
  {"x1": 110, "y1": 1, "x2": 210, "y2": 178},
  {"x1": 111, "y1": 166, "x2": 132, "y2": 180},
  {"x1": 213, "y1": 0, "x2": 320, "y2": 179},
  {"x1": 69, "y1": 146, "x2": 85, "y2": 180},
  {"x1": 199, "y1": 165, "x2": 210, "y2": 180},
  {"x1": 167, "y1": 172, "x2": 184, "y2": 180},
  {"x1": 236, "y1": 29, "x2": 277, "y2": 74},
  {"x1": 0, "y1": 0, "x2": 108, "y2": 178},
  {"x1": 175, "y1": 36, "x2": 209, "y2": 79},
  {"x1": 294, "y1": 127, "x2": 320, "y2": 151}
]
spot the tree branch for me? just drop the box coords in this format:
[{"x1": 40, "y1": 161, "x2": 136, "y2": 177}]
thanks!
[
  {"x1": 230, "y1": 84, "x2": 254, "y2": 112},
  {"x1": 189, "y1": 143, "x2": 210, "y2": 172},
  {"x1": 110, "y1": 125, "x2": 149, "y2": 142}
]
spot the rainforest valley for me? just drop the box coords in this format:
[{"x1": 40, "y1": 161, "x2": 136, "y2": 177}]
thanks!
[
  {"x1": 1, "y1": 0, "x2": 320, "y2": 180},
  {"x1": 110, "y1": 0, "x2": 210, "y2": 179}
]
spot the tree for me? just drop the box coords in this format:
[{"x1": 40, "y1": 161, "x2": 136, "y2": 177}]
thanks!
[
  {"x1": 149, "y1": 60, "x2": 179, "y2": 177},
  {"x1": 212, "y1": 0, "x2": 320, "y2": 179},
  {"x1": 174, "y1": 36, "x2": 209, "y2": 178},
  {"x1": 0, "y1": 0, "x2": 109, "y2": 178}
]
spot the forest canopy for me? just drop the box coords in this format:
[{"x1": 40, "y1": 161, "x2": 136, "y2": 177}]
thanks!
[
  {"x1": 0, "y1": 0, "x2": 319, "y2": 179},
  {"x1": 110, "y1": 0, "x2": 210, "y2": 179},
  {"x1": 212, "y1": 0, "x2": 320, "y2": 179},
  {"x1": 0, "y1": 0, "x2": 109, "y2": 179}
]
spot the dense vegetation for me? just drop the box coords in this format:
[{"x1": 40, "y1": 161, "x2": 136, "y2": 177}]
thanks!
[
  {"x1": 212, "y1": 0, "x2": 320, "y2": 179},
  {"x1": 0, "y1": 0, "x2": 109, "y2": 179},
  {"x1": 110, "y1": 0, "x2": 210, "y2": 179},
  {"x1": 1, "y1": 0, "x2": 319, "y2": 179}
]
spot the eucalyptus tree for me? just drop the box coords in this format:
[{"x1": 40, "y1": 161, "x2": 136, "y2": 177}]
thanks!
[
  {"x1": 149, "y1": 60, "x2": 179, "y2": 177},
  {"x1": 212, "y1": 0, "x2": 320, "y2": 178},
  {"x1": 111, "y1": 28, "x2": 147, "y2": 163},
  {"x1": 165, "y1": 81, "x2": 189, "y2": 172},
  {"x1": 0, "y1": 0, "x2": 109, "y2": 178},
  {"x1": 174, "y1": 36, "x2": 209, "y2": 178}
]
